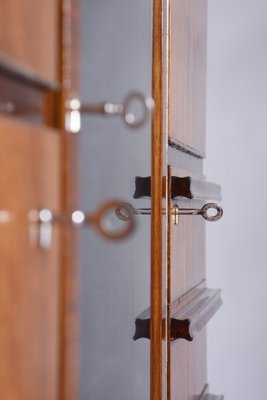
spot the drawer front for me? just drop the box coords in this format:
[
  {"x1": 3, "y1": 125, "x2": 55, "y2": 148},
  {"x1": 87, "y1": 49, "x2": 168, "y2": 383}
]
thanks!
[
  {"x1": 171, "y1": 329, "x2": 207, "y2": 400},
  {"x1": 169, "y1": 165, "x2": 208, "y2": 300},
  {"x1": 168, "y1": 163, "x2": 222, "y2": 400},
  {"x1": 169, "y1": 0, "x2": 207, "y2": 157},
  {"x1": 0, "y1": 117, "x2": 61, "y2": 399},
  {"x1": 170, "y1": 204, "x2": 206, "y2": 301},
  {"x1": 0, "y1": 0, "x2": 58, "y2": 83}
]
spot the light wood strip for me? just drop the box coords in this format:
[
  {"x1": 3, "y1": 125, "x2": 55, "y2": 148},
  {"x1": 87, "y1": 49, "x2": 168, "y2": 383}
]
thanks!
[{"x1": 151, "y1": 0, "x2": 163, "y2": 399}]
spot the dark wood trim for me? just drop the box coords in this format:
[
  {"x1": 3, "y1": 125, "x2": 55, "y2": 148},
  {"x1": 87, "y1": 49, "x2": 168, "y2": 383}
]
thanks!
[
  {"x1": 168, "y1": 145, "x2": 203, "y2": 175},
  {"x1": 0, "y1": 53, "x2": 59, "y2": 91},
  {"x1": 170, "y1": 286, "x2": 222, "y2": 341},
  {"x1": 133, "y1": 309, "x2": 165, "y2": 341},
  {"x1": 171, "y1": 175, "x2": 221, "y2": 201},
  {"x1": 133, "y1": 285, "x2": 222, "y2": 342},
  {"x1": 169, "y1": 137, "x2": 205, "y2": 159},
  {"x1": 58, "y1": 0, "x2": 80, "y2": 399},
  {"x1": 151, "y1": 0, "x2": 163, "y2": 399},
  {"x1": 199, "y1": 384, "x2": 210, "y2": 399},
  {"x1": 134, "y1": 175, "x2": 221, "y2": 201},
  {"x1": 134, "y1": 176, "x2": 153, "y2": 198},
  {"x1": 0, "y1": 72, "x2": 56, "y2": 127}
]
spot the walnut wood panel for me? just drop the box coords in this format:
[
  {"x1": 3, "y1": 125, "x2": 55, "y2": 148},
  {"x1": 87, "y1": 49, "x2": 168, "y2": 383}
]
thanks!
[
  {"x1": 165, "y1": 1, "x2": 219, "y2": 399},
  {"x1": 171, "y1": 328, "x2": 207, "y2": 400},
  {"x1": 168, "y1": 164, "x2": 209, "y2": 303},
  {"x1": 0, "y1": 0, "x2": 58, "y2": 83},
  {"x1": 169, "y1": 0, "x2": 207, "y2": 156},
  {"x1": 133, "y1": 285, "x2": 222, "y2": 342},
  {"x1": 167, "y1": 160, "x2": 207, "y2": 400},
  {"x1": 134, "y1": 176, "x2": 221, "y2": 200},
  {"x1": 170, "y1": 201, "x2": 205, "y2": 301},
  {"x1": 0, "y1": 116, "x2": 61, "y2": 399}
]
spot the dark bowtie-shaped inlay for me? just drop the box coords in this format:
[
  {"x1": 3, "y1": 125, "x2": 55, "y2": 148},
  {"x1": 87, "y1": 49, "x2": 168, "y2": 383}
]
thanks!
[
  {"x1": 134, "y1": 176, "x2": 221, "y2": 201},
  {"x1": 133, "y1": 286, "x2": 222, "y2": 342}
]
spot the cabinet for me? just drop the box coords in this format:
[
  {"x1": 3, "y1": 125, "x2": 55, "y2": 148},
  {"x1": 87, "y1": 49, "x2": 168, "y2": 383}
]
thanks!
[{"x1": 0, "y1": 1, "x2": 79, "y2": 399}]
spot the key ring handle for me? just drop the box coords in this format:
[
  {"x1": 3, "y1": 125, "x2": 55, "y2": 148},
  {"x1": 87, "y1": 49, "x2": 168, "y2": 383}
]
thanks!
[
  {"x1": 88, "y1": 200, "x2": 136, "y2": 240},
  {"x1": 200, "y1": 203, "x2": 223, "y2": 222},
  {"x1": 123, "y1": 92, "x2": 154, "y2": 129}
]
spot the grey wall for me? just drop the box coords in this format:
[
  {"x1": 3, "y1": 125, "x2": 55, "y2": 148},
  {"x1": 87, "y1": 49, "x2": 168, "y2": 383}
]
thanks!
[
  {"x1": 206, "y1": 1, "x2": 267, "y2": 398},
  {"x1": 79, "y1": 1, "x2": 152, "y2": 399}
]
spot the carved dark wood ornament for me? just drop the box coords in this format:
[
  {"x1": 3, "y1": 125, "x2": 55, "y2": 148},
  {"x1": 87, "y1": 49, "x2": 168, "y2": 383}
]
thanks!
[
  {"x1": 134, "y1": 176, "x2": 221, "y2": 201},
  {"x1": 133, "y1": 286, "x2": 222, "y2": 342}
]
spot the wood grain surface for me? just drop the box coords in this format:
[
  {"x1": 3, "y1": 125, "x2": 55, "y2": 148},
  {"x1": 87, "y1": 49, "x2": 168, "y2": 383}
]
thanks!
[
  {"x1": 0, "y1": 72, "x2": 53, "y2": 127},
  {"x1": 0, "y1": 0, "x2": 58, "y2": 83},
  {"x1": 171, "y1": 329, "x2": 207, "y2": 400},
  {"x1": 169, "y1": 0, "x2": 207, "y2": 156},
  {"x1": 0, "y1": 116, "x2": 61, "y2": 400},
  {"x1": 170, "y1": 200, "x2": 206, "y2": 302},
  {"x1": 166, "y1": 3, "x2": 211, "y2": 397},
  {"x1": 0, "y1": 1, "x2": 80, "y2": 398}
]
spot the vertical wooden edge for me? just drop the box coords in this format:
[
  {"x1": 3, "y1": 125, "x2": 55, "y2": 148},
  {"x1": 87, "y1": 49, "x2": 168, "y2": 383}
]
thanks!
[
  {"x1": 167, "y1": 166, "x2": 171, "y2": 400},
  {"x1": 166, "y1": 0, "x2": 171, "y2": 397},
  {"x1": 57, "y1": 0, "x2": 80, "y2": 399},
  {"x1": 151, "y1": 0, "x2": 163, "y2": 399}
]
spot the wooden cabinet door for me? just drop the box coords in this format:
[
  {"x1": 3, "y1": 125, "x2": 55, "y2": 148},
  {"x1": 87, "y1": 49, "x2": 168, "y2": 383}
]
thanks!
[
  {"x1": 0, "y1": 1, "x2": 79, "y2": 399},
  {"x1": 0, "y1": 119, "x2": 61, "y2": 400},
  {"x1": 151, "y1": 1, "x2": 223, "y2": 399}
]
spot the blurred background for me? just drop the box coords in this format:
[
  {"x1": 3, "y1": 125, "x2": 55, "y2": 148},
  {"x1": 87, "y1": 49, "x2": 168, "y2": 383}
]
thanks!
[
  {"x1": 206, "y1": 0, "x2": 267, "y2": 398},
  {"x1": 79, "y1": 1, "x2": 152, "y2": 399}
]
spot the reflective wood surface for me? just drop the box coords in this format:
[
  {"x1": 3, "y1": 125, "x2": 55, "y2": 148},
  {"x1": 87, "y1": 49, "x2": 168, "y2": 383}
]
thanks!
[
  {"x1": 0, "y1": 0, "x2": 58, "y2": 83},
  {"x1": 0, "y1": 118, "x2": 61, "y2": 399},
  {"x1": 169, "y1": 0, "x2": 208, "y2": 156}
]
